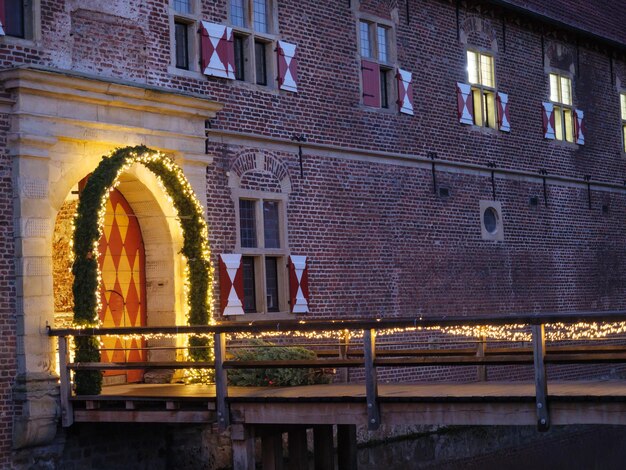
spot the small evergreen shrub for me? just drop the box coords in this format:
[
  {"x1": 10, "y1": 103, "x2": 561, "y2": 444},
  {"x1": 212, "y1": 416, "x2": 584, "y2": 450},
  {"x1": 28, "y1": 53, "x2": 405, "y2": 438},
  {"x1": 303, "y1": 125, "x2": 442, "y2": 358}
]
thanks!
[{"x1": 227, "y1": 340, "x2": 334, "y2": 387}]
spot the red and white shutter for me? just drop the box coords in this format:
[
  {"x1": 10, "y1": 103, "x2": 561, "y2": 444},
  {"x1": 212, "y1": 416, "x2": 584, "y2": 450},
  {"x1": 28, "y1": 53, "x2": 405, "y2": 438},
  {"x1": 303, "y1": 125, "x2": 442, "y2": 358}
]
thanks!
[
  {"x1": 200, "y1": 21, "x2": 235, "y2": 80},
  {"x1": 288, "y1": 255, "x2": 309, "y2": 314},
  {"x1": 277, "y1": 41, "x2": 298, "y2": 93},
  {"x1": 575, "y1": 109, "x2": 585, "y2": 145},
  {"x1": 542, "y1": 102, "x2": 556, "y2": 140},
  {"x1": 396, "y1": 68, "x2": 414, "y2": 115},
  {"x1": 361, "y1": 59, "x2": 380, "y2": 107},
  {"x1": 496, "y1": 92, "x2": 510, "y2": 132},
  {"x1": 219, "y1": 254, "x2": 244, "y2": 315},
  {"x1": 456, "y1": 83, "x2": 474, "y2": 125},
  {"x1": 0, "y1": 0, "x2": 5, "y2": 36}
]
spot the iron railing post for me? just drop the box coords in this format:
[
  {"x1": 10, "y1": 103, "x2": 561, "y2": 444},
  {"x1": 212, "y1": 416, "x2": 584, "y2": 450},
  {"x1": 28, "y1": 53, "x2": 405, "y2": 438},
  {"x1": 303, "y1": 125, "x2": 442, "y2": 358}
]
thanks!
[
  {"x1": 532, "y1": 323, "x2": 549, "y2": 431},
  {"x1": 58, "y1": 335, "x2": 74, "y2": 427},
  {"x1": 214, "y1": 332, "x2": 230, "y2": 430},
  {"x1": 363, "y1": 328, "x2": 380, "y2": 430}
]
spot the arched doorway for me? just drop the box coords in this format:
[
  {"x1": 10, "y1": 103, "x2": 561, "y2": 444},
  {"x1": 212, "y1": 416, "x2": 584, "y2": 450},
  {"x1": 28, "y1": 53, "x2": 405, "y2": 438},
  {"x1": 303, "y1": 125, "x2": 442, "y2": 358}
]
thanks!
[{"x1": 98, "y1": 188, "x2": 147, "y2": 384}]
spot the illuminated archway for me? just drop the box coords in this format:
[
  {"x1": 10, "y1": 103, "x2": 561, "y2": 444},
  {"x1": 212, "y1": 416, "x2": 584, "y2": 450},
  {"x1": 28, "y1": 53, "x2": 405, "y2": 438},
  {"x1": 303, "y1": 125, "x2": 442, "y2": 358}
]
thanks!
[{"x1": 72, "y1": 145, "x2": 212, "y2": 394}]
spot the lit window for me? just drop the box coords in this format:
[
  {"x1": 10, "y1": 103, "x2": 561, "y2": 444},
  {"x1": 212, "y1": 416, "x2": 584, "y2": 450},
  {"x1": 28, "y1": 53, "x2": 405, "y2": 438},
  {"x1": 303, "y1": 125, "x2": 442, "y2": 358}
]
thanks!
[
  {"x1": 358, "y1": 19, "x2": 395, "y2": 109},
  {"x1": 229, "y1": 0, "x2": 275, "y2": 87},
  {"x1": 549, "y1": 73, "x2": 574, "y2": 142},
  {"x1": 467, "y1": 50, "x2": 497, "y2": 129},
  {"x1": 621, "y1": 93, "x2": 626, "y2": 152},
  {"x1": 237, "y1": 197, "x2": 287, "y2": 314}
]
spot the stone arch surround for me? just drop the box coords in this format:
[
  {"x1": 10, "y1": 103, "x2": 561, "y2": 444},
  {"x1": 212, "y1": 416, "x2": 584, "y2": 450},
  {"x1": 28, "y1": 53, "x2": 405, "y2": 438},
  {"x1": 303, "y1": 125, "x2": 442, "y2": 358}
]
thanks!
[{"x1": 0, "y1": 66, "x2": 222, "y2": 449}]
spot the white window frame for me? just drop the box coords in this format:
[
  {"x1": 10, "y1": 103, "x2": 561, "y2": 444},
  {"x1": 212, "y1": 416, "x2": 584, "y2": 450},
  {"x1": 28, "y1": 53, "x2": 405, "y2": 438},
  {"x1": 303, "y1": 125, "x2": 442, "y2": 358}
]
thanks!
[
  {"x1": 620, "y1": 92, "x2": 626, "y2": 154},
  {"x1": 467, "y1": 49, "x2": 497, "y2": 129},
  {"x1": 549, "y1": 71, "x2": 575, "y2": 143},
  {"x1": 357, "y1": 14, "x2": 397, "y2": 110},
  {"x1": 232, "y1": 188, "x2": 289, "y2": 316},
  {"x1": 1, "y1": 0, "x2": 41, "y2": 45},
  {"x1": 228, "y1": 0, "x2": 279, "y2": 88},
  {"x1": 168, "y1": 0, "x2": 201, "y2": 76}
]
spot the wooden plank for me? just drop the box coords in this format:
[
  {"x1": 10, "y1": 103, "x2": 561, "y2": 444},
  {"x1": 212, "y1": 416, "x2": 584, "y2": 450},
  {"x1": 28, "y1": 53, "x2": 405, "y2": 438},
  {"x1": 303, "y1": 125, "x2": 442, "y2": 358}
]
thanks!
[
  {"x1": 231, "y1": 424, "x2": 255, "y2": 470},
  {"x1": 375, "y1": 355, "x2": 534, "y2": 367},
  {"x1": 74, "y1": 410, "x2": 214, "y2": 423},
  {"x1": 337, "y1": 424, "x2": 357, "y2": 470},
  {"x1": 532, "y1": 324, "x2": 549, "y2": 431},
  {"x1": 68, "y1": 361, "x2": 216, "y2": 370},
  {"x1": 288, "y1": 427, "x2": 308, "y2": 470},
  {"x1": 313, "y1": 425, "x2": 334, "y2": 470},
  {"x1": 214, "y1": 332, "x2": 230, "y2": 430},
  {"x1": 58, "y1": 336, "x2": 74, "y2": 427},
  {"x1": 364, "y1": 329, "x2": 380, "y2": 430},
  {"x1": 224, "y1": 359, "x2": 362, "y2": 369},
  {"x1": 262, "y1": 433, "x2": 284, "y2": 470}
]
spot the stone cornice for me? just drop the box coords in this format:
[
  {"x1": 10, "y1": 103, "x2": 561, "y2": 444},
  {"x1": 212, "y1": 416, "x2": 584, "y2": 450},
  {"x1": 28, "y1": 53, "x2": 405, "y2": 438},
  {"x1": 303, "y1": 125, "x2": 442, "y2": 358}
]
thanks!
[{"x1": 0, "y1": 67, "x2": 222, "y2": 119}]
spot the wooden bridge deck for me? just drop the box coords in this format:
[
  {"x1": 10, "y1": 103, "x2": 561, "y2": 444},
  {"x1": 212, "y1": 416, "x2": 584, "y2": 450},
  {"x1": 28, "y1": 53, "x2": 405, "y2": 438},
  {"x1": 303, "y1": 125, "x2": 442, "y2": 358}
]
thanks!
[{"x1": 71, "y1": 380, "x2": 626, "y2": 427}]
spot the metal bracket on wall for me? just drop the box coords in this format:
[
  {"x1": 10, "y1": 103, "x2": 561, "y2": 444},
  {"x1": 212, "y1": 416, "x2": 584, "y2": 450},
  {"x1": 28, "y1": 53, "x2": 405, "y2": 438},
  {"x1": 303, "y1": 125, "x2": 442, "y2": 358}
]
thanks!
[
  {"x1": 487, "y1": 162, "x2": 497, "y2": 200},
  {"x1": 584, "y1": 175, "x2": 592, "y2": 209},
  {"x1": 428, "y1": 151, "x2": 438, "y2": 194},
  {"x1": 539, "y1": 169, "x2": 549, "y2": 207},
  {"x1": 406, "y1": 0, "x2": 410, "y2": 25},
  {"x1": 291, "y1": 134, "x2": 307, "y2": 179},
  {"x1": 532, "y1": 324, "x2": 550, "y2": 431}
]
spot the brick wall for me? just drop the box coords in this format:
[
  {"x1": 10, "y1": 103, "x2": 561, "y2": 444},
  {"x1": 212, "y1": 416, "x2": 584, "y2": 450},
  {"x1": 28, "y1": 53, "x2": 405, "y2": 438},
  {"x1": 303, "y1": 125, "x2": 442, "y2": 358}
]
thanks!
[{"x1": 0, "y1": 112, "x2": 15, "y2": 468}]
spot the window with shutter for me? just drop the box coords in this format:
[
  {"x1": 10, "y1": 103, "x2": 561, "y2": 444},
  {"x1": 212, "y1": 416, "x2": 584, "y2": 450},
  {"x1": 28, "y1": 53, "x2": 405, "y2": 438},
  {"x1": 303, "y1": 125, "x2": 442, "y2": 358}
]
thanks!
[
  {"x1": 233, "y1": 192, "x2": 292, "y2": 315},
  {"x1": 497, "y1": 92, "x2": 510, "y2": 132},
  {"x1": 357, "y1": 17, "x2": 398, "y2": 110},
  {"x1": 219, "y1": 254, "x2": 245, "y2": 316},
  {"x1": 277, "y1": 41, "x2": 298, "y2": 93},
  {"x1": 228, "y1": 0, "x2": 278, "y2": 88},
  {"x1": 547, "y1": 73, "x2": 578, "y2": 143},
  {"x1": 200, "y1": 22, "x2": 236, "y2": 80},
  {"x1": 288, "y1": 256, "x2": 309, "y2": 314},
  {"x1": 457, "y1": 82, "x2": 474, "y2": 125},
  {"x1": 396, "y1": 69, "x2": 414, "y2": 115}
]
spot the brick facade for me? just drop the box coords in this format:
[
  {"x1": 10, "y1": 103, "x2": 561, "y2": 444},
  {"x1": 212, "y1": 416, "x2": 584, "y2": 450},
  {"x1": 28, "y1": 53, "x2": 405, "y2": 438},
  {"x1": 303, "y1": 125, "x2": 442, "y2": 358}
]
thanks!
[{"x1": 0, "y1": 0, "x2": 625, "y2": 467}]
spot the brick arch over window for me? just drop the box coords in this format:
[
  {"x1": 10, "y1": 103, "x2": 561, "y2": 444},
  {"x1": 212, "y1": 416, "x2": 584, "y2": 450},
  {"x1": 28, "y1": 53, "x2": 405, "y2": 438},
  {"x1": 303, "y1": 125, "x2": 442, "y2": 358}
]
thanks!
[
  {"x1": 228, "y1": 150, "x2": 292, "y2": 194},
  {"x1": 545, "y1": 41, "x2": 576, "y2": 73},
  {"x1": 460, "y1": 16, "x2": 498, "y2": 51}
]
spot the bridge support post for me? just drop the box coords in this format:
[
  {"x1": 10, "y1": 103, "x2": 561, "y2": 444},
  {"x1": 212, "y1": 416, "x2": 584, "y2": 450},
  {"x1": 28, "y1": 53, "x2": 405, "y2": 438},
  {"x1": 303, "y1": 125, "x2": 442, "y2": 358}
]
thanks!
[
  {"x1": 231, "y1": 424, "x2": 255, "y2": 470},
  {"x1": 58, "y1": 335, "x2": 74, "y2": 427},
  {"x1": 364, "y1": 328, "x2": 380, "y2": 430},
  {"x1": 337, "y1": 424, "x2": 357, "y2": 470},
  {"x1": 532, "y1": 323, "x2": 550, "y2": 431},
  {"x1": 313, "y1": 425, "x2": 334, "y2": 470},
  {"x1": 261, "y1": 432, "x2": 284, "y2": 470},
  {"x1": 288, "y1": 427, "x2": 308, "y2": 470},
  {"x1": 214, "y1": 332, "x2": 230, "y2": 431}
]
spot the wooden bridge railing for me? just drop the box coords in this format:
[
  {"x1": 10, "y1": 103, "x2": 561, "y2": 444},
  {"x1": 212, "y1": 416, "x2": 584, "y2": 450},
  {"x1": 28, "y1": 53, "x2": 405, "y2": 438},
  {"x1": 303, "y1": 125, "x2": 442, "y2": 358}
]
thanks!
[{"x1": 48, "y1": 310, "x2": 626, "y2": 431}]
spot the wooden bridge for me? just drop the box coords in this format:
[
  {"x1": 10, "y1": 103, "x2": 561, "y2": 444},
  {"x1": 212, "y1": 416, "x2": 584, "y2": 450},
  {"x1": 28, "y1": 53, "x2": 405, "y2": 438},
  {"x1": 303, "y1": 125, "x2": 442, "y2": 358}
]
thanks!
[{"x1": 48, "y1": 311, "x2": 626, "y2": 469}]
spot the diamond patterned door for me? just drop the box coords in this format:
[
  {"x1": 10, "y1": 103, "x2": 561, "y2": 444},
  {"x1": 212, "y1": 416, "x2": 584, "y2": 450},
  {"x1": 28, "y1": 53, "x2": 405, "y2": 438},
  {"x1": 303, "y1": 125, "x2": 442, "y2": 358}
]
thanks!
[{"x1": 97, "y1": 188, "x2": 147, "y2": 383}]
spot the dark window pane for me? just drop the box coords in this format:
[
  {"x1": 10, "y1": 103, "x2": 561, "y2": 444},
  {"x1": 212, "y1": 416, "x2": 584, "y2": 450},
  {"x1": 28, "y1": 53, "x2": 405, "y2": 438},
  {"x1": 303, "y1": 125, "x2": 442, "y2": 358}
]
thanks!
[
  {"x1": 234, "y1": 35, "x2": 245, "y2": 81},
  {"x1": 174, "y1": 22, "x2": 189, "y2": 70},
  {"x1": 483, "y1": 208, "x2": 498, "y2": 234},
  {"x1": 255, "y1": 40, "x2": 267, "y2": 86},
  {"x1": 265, "y1": 257, "x2": 279, "y2": 312},
  {"x1": 5, "y1": 0, "x2": 25, "y2": 38},
  {"x1": 242, "y1": 257, "x2": 256, "y2": 313},
  {"x1": 380, "y1": 69, "x2": 389, "y2": 109},
  {"x1": 263, "y1": 201, "x2": 280, "y2": 248},
  {"x1": 239, "y1": 199, "x2": 257, "y2": 248}
]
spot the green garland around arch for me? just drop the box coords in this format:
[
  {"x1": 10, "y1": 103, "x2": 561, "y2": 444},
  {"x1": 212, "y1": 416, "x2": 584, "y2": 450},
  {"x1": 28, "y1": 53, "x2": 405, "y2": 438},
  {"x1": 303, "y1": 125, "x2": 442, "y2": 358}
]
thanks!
[{"x1": 72, "y1": 145, "x2": 213, "y2": 395}]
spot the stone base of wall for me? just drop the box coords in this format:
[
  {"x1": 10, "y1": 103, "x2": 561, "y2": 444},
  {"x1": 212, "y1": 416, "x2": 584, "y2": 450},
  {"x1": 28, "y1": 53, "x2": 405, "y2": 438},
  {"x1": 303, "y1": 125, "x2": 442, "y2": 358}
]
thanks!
[{"x1": 10, "y1": 422, "x2": 626, "y2": 469}]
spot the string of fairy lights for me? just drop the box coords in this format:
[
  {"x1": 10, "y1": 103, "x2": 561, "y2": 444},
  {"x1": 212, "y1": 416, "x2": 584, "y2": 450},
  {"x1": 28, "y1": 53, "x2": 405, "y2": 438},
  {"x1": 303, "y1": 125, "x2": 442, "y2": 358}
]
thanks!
[
  {"x1": 86, "y1": 321, "x2": 626, "y2": 346},
  {"x1": 66, "y1": 149, "x2": 626, "y2": 387}
]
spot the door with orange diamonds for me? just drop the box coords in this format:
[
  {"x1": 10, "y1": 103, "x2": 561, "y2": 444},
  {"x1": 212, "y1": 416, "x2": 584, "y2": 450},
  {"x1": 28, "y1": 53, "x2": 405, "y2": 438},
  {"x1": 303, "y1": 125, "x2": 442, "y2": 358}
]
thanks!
[{"x1": 97, "y1": 188, "x2": 147, "y2": 383}]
